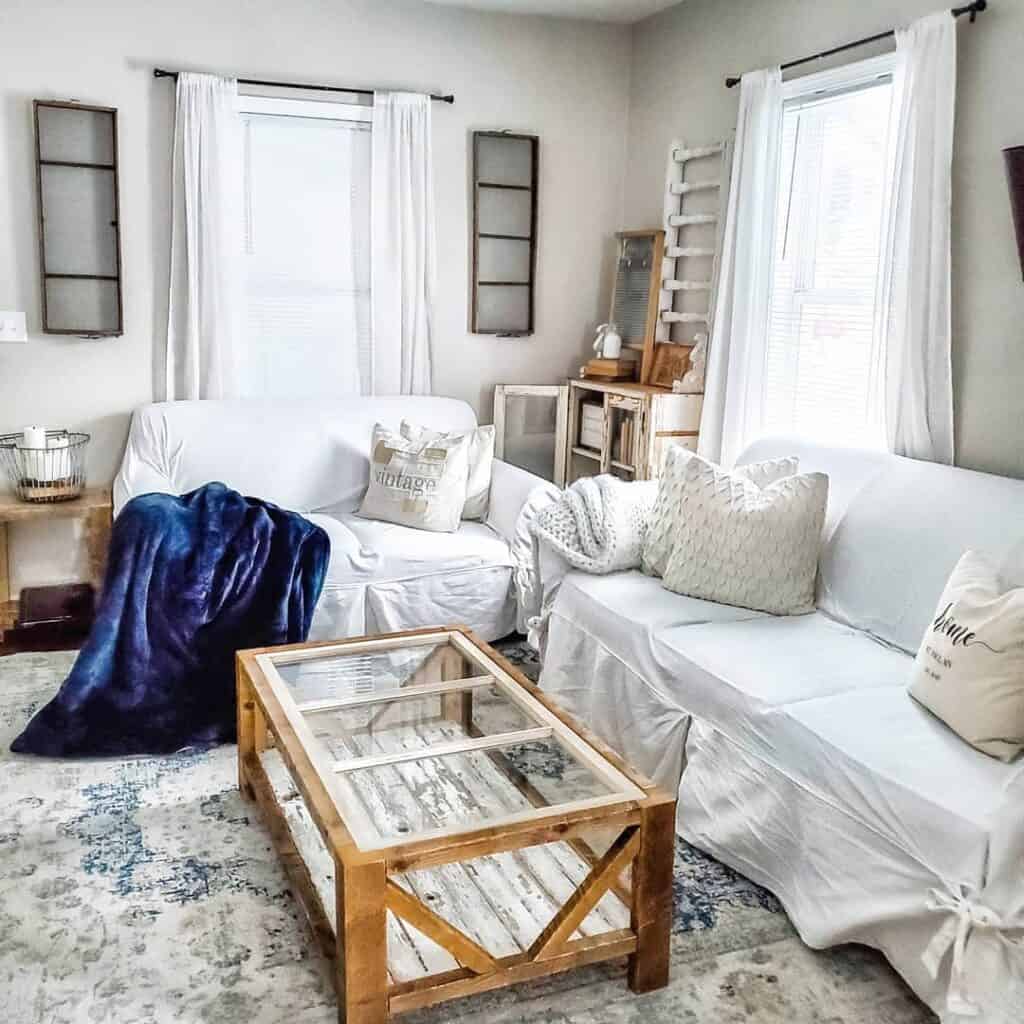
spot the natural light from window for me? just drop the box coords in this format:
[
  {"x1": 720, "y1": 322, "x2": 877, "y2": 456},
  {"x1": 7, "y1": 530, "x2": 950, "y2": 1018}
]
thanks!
[
  {"x1": 238, "y1": 97, "x2": 371, "y2": 398},
  {"x1": 763, "y1": 69, "x2": 894, "y2": 448}
]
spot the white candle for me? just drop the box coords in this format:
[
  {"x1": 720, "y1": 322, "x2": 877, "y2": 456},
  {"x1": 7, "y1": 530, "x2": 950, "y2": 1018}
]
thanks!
[
  {"x1": 22, "y1": 426, "x2": 46, "y2": 482},
  {"x1": 23, "y1": 426, "x2": 46, "y2": 449}
]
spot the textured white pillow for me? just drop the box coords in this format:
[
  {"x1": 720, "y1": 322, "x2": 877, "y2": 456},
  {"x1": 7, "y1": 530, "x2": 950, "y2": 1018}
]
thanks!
[
  {"x1": 661, "y1": 454, "x2": 828, "y2": 615},
  {"x1": 357, "y1": 424, "x2": 470, "y2": 533},
  {"x1": 401, "y1": 421, "x2": 495, "y2": 521},
  {"x1": 642, "y1": 447, "x2": 800, "y2": 578},
  {"x1": 909, "y1": 550, "x2": 1024, "y2": 762}
]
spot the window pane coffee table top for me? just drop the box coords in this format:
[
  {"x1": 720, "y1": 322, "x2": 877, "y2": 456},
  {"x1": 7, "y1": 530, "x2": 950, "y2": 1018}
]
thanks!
[
  {"x1": 253, "y1": 629, "x2": 646, "y2": 852},
  {"x1": 236, "y1": 627, "x2": 674, "y2": 1022}
]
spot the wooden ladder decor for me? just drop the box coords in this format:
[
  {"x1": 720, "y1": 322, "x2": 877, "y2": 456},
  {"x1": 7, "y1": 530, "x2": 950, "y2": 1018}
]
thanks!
[{"x1": 656, "y1": 140, "x2": 732, "y2": 358}]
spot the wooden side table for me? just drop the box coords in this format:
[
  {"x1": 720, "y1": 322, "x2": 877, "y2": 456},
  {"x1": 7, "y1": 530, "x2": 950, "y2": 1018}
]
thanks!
[{"x1": 0, "y1": 488, "x2": 113, "y2": 634}]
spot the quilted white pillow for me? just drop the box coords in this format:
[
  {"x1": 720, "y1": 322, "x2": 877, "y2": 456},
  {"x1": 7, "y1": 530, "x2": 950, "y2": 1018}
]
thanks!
[
  {"x1": 661, "y1": 454, "x2": 828, "y2": 615},
  {"x1": 642, "y1": 447, "x2": 800, "y2": 578},
  {"x1": 357, "y1": 424, "x2": 471, "y2": 533},
  {"x1": 909, "y1": 550, "x2": 1024, "y2": 762},
  {"x1": 401, "y1": 420, "x2": 495, "y2": 521}
]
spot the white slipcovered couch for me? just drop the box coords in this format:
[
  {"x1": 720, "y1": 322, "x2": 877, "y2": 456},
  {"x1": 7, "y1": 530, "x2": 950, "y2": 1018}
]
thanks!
[
  {"x1": 536, "y1": 438, "x2": 1024, "y2": 1023},
  {"x1": 113, "y1": 397, "x2": 558, "y2": 642}
]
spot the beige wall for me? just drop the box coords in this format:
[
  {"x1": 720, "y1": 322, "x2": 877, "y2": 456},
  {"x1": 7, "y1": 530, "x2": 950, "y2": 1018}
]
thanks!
[
  {"x1": 0, "y1": 0, "x2": 630, "y2": 488},
  {"x1": 625, "y1": 0, "x2": 1024, "y2": 478},
  {"x1": 0, "y1": 0, "x2": 630, "y2": 589}
]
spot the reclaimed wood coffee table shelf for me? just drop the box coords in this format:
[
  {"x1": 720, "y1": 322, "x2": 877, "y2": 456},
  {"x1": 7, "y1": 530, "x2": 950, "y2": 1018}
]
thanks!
[{"x1": 236, "y1": 626, "x2": 675, "y2": 1023}]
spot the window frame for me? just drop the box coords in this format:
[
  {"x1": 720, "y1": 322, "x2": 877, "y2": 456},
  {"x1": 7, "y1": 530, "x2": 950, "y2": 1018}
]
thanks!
[
  {"x1": 760, "y1": 52, "x2": 897, "y2": 450},
  {"x1": 234, "y1": 92, "x2": 374, "y2": 398},
  {"x1": 236, "y1": 93, "x2": 372, "y2": 124}
]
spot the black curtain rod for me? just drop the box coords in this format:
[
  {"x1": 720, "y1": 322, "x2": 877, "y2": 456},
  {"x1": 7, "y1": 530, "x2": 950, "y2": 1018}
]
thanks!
[
  {"x1": 153, "y1": 67, "x2": 455, "y2": 104},
  {"x1": 725, "y1": 0, "x2": 987, "y2": 88}
]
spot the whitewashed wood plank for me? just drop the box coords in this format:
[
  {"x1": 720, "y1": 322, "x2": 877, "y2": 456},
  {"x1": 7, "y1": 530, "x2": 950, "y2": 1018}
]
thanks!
[
  {"x1": 258, "y1": 749, "x2": 428, "y2": 984},
  {"x1": 314, "y1": 725, "x2": 471, "y2": 976},
  {"x1": 402, "y1": 722, "x2": 596, "y2": 947},
  {"x1": 373, "y1": 724, "x2": 544, "y2": 954},
  {"x1": 423, "y1": 719, "x2": 630, "y2": 934},
  {"x1": 345, "y1": 719, "x2": 524, "y2": 961}
]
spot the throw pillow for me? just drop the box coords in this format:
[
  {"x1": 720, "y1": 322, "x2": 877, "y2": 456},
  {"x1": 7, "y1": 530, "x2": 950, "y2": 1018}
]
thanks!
[
  {"x1": 642, "y1": 447, "x2": 800, "y2": 578},
  {"x1": 401, "y1": 421, "x2": 495, "y2": 521},
  {"x1": 357, "y1": 424, "x2": 471, "y2": 533},
  {"x1": 660, "y1": 453, "x2": 828, "y2": 615},
  {"x1": 909, "y1": 550, "x2": 1024, "y2": 762}
]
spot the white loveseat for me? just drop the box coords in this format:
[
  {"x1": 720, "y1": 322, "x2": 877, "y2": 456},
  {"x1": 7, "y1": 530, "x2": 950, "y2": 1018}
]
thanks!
[
  {"x1": 114, "y1": 396, "x2": 558, "y2": 642},
  {"x1": 536, "y1": 438, "x2": 1024, "y2": 1023}
]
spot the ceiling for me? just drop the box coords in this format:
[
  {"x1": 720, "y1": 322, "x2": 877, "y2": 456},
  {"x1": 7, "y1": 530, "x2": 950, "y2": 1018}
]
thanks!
[{"x1": 423, "y1": 0, "x2": 684, "y2": 24}]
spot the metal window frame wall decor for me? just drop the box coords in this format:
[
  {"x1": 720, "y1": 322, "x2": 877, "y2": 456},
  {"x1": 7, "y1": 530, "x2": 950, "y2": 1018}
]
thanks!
[
  {"x1": 33, "y1": 100, "x2": 124, "y2": 338},
  {"x1": 470, "y1": 131, "x2": 539, "y2": 337}
]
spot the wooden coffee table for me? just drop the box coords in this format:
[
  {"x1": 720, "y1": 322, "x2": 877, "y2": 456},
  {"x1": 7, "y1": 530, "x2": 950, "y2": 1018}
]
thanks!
[{"x1": 236, "y1": 627, "x2": 675, "y2": 1023}]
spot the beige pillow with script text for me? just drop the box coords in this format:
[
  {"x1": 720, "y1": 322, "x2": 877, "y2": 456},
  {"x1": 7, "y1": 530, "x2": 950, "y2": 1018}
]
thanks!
[{"x1": 909, "y1": 550, "x2": 1024, "y2": 762}]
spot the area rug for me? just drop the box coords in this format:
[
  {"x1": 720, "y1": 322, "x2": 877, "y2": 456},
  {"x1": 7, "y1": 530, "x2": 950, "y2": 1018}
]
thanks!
[{"x1": 0, "y1": 645, "x2": 935, "y2": 1024}]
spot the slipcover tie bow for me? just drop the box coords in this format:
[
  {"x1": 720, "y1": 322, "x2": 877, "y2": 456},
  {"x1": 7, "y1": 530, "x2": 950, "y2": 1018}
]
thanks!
[{"x1": 922, "y1": 884, "x2": 1007, "y2": 1017}]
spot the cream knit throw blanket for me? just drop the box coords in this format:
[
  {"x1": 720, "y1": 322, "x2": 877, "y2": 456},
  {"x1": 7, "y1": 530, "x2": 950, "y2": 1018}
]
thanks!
[{"x1": 531, "y1": 475, "x2": 659, "y2": 575}]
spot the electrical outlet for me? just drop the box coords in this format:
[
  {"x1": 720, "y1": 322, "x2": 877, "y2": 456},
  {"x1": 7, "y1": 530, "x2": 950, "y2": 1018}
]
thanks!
[{"x1": 0, "y1": 311, "x2": 27, "y2": 343}]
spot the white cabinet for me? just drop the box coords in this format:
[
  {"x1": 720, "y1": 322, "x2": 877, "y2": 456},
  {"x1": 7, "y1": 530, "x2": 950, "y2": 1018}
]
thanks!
[{"x1": 493, "y1": 380, "x2": 702, "y2": 488}]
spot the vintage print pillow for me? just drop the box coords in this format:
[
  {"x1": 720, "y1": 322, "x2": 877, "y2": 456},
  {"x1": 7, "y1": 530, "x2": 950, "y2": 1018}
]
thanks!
[
  {"x1": 357, "y1": 424, "x2": 471, "y2": 533},
  {"x1": 401, "y1": 421, "x2": 495, "y2": 521},
  {"x1": 909, "y1": 550, "x2": 1024, "y2": 762}
]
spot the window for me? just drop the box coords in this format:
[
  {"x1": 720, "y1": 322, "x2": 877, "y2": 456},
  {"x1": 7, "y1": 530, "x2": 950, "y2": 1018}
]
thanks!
[
  {"x1": 763, "y1": 57, "x2": 895, "y2": 448},
  {"x1": 238, "y1": 95, "x2": 371, "y2": 398}
]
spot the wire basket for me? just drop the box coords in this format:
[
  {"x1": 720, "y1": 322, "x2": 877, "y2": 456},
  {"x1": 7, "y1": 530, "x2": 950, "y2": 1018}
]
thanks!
[{"x1": 0, "y1": 430, "x2": 90, "y2": 503}]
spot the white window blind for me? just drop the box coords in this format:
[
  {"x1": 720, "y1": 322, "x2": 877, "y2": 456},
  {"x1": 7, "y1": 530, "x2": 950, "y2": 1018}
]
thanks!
[
  {"x1": 239, "y1": 99, "x2": 371, "y2": 398},
  {"x1": 763, "y1": 67, "x2": 894, "y2": 448}
]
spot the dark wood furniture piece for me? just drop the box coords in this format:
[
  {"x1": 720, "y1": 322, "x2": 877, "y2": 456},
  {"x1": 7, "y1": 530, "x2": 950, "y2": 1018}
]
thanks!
[
  {"x1": 471, "y1": 131, "x2": 539, "y2": 337},
  {"x1": 237, "y1": 626, "x2": 675, "y2": 1023},
  {"x1": 34, "y1": 100, "x2": 124, "y2": 337},
  {"x1": 0, "y1": 488, "x2": 112, "y2": 641}
]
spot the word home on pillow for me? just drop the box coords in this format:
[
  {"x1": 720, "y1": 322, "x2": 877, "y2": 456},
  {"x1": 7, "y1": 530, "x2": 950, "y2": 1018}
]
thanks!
[{"x1": 909, "y1": 550, "x2": 1024, "y2": 762}]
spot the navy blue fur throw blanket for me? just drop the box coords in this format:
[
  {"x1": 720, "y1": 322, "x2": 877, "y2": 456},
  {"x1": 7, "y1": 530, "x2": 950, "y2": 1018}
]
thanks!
[{"x1": 11, "y1": 483, "x2": 329, "y2": 758}]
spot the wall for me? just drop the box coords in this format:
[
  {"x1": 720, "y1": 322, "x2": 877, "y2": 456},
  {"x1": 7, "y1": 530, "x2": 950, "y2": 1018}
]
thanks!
[
  {"x1": 626, "y1": 0, "x2": 1024, "y2": 478},
  {"x1": 0, "y1": 0, "x2": 630, "y2": 589}
]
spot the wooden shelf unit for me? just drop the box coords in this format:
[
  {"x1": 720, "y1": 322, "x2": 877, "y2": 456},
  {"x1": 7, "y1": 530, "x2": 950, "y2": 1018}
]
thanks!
[
  {"x1": 565, "y1": 379, "x2": 702, "y2": 484},
  {"x1": 0, "y1": 487, "x2": 112, "y2": 634}
]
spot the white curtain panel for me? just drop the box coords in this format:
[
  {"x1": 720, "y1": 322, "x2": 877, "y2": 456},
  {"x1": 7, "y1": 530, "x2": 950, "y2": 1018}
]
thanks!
[
  {"x1": 698, "y1": 68, "x2": 783, "y2": 466},
  {"x1": 165, "y1": 72, "x2": 242, "y2": 400},
  {"x1": 875, "y1": 11, "x2": 957, "y2": 464},
  {"x1": 371, "y1": 92, "x2": 436, "y2": 395}
]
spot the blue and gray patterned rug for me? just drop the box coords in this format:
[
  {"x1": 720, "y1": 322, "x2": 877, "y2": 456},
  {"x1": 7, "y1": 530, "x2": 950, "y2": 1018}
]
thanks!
[{"x1": 0, "y1": 644, "x2": 933, "y2": 1024}]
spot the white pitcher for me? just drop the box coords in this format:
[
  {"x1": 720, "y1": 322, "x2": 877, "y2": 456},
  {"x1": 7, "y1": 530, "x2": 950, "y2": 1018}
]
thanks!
[{"x1": 594, "y1": 322, "x2": 622, "y2": 359}]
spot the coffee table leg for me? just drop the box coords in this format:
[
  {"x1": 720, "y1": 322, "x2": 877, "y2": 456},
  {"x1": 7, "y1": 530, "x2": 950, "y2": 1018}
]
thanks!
[
  {"x1": 236, "y1": 670, "x2": 268, "y2": 800},
  {"x1": 628, "y1": 797, "x2": 675, "y2": 993},
  {"x1": 336, "y1": 854, "x2": 388, "y2": 1024}
]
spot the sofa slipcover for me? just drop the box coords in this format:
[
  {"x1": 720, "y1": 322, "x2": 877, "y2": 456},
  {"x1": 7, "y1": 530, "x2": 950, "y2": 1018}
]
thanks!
[
  {"x1": 115, "y1": 397, "x2": 558, "y2": 642},
  {"x1": 537, "y1": 438, "x2": 1024, "y2": 1022}
]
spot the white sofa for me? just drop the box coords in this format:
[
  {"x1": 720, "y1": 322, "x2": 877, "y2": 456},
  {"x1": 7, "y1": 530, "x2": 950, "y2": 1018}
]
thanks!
[
  {"x1": 536, "y1": 438, "x2": 1024, "y2": 1023},
  {"x1": 113, "y1": 396, "x2": 558, "y2": 643}
]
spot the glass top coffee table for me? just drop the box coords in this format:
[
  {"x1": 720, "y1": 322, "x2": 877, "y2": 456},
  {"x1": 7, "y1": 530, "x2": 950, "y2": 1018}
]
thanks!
[{"x1": 236, "y1": 626, "x2": 675, "y2": 1023}]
